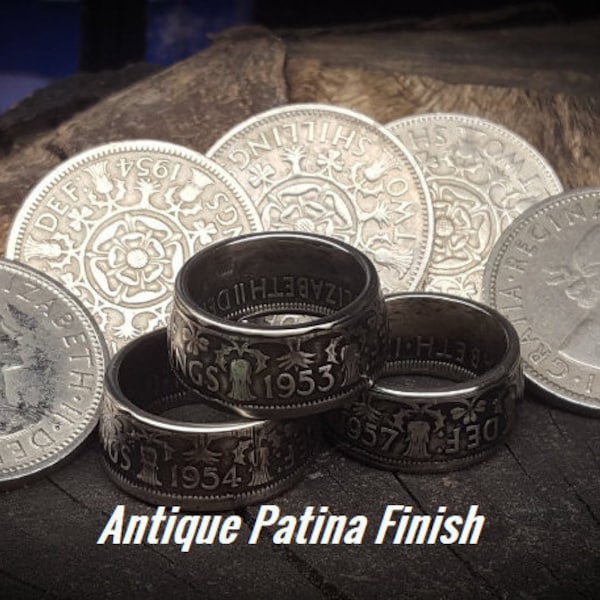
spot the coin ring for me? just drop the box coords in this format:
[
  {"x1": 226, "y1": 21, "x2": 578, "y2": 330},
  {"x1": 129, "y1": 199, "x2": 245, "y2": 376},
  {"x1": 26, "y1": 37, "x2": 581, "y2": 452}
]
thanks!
[
  {"x1": 101, "y1": 329, "x2": 319, "y2": 510},
  {"x1": 326, "y1": 293, "x2": 523, "y2": 472},
  {"x1": 169, "y1": 231, "x2": 388, "y2": 418}
]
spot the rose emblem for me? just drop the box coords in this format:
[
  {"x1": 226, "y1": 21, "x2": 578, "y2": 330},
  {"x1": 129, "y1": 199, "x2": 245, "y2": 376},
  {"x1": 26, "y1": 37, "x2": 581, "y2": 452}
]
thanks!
[{"x1": 86, "y1": 212, "x2": 186, "y2": 306}]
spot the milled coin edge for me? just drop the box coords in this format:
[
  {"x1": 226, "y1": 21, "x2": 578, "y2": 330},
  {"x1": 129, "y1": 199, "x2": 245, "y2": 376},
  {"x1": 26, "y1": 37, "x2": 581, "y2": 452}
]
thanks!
[
  {"x1": 482, "y1": 187, "x2": 600, "y2": 416},
  {"x1": 5, "y1": 139, "x2": 262, "y2": 259},
  {"x1": 386, "y1": 111, "x2": 564, "y2": 195},
  {"x1": 0, "y1": 257, "x2": 108, "y2": 486},
  {"x1": 207, "y1": 103, "x2": 435, "y2": 291}
]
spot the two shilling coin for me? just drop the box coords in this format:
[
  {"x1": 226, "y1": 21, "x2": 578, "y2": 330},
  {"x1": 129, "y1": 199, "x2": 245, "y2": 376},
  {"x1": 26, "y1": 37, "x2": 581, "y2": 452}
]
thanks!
[
  {"x1": 483, "y1": 188, "x2": 600, "y2": 416},
  {"x1": 208, "y1": 104, "x2": 435, "y2": 293},
  {"x1": 0, "y1": 259, "x2": 106, "y2": 487},
  {"x1": 388, "y1": 113, "x2": 563, "y2": 299},
  {"x1": 6, "y1": 140, "x2": 261, "y2": 354}
]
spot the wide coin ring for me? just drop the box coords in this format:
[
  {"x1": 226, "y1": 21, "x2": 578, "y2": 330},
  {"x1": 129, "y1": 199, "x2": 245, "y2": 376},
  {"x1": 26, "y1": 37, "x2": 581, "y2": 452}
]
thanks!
[
  {"x1": 100, "y1": 330, "x2": 319, "y2": 510},
  {"x1": 168, "y1": 232, "x2": 388, "y2": 418},
  {"x1": 327, "y1": 293, "x2": 523, "y2": 472}
]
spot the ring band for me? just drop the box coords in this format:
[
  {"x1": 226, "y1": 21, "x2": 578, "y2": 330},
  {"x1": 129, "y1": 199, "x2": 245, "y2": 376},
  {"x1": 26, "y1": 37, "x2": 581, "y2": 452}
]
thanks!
[
  {"x1": 168, "y1": 232, "x2": 387, "y2": 418},
  {"x1": 326, "y1": 293, "x2": 523, "y2": 472},
  {"x1": 100, "y1": 330, "x2": 319, "y2": 510}
]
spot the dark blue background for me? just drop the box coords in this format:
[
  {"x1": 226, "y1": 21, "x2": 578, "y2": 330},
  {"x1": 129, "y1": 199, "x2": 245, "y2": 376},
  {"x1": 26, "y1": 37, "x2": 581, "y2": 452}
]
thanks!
[{"x1": 0, "y1": 0, "x2": 252, "y2": 113}]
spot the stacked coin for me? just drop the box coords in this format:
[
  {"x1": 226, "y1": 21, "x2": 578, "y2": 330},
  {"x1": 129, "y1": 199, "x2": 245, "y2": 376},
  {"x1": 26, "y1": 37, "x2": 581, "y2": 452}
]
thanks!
[{"x1": 7, "y1": 101, "x2": 595, "y2": 506}]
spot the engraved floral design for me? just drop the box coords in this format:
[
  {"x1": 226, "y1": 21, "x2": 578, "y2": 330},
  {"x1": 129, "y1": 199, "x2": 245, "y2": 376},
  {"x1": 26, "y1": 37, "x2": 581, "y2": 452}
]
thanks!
[
  {"x1": 196, "y1": 219, "x2": 217, "y2": 245},
  {"x1": 430, "y1": 269, "x2": 480, "y2": 300},
  {"x1": 316, "y1": 149, "x2": 343, "y2": 177},
  {"x1": 85, "y1": 161, "x2": 113, "y2": 195},
  {"x1": 134, "y1": 177, "x2": 161, "y2": 204},
  {"x1": 450, "y1": 397, "x2": 487, "y2": 425},
  {"x1": 215, "y1": 341, "x2": 270, "y2": 402},
  {"x1": 181, "y1": 325, "x2": 209, "y2": 355},
  {"x1": 67, "y1": 206, "x2": 94, "y2": 232},
  {"x1": 248, "y1": 163, "x2": 276, "y2": 188},
  {"x1": 263, "y1": 180, "x2": 354, "y2": 237},
  {"x1": 183, "y1": 436, "x2": 221, "y2": 464},
  {"x1": 277, "y1": 340, "x2": 316, "y2": 371},
  {"x1": 448, "y1": 139, "x2": 483, "y2": 170},
  {"x1": 351, "y1": 396, "x2": 382, "y2": 423},
  {"x1": 404, "y1": 420, "x2": 431, "y2": 458},
  {"x1": 87, "y1": 213, "x2": 184, "y2": 306},
  {"x1": 282, "y1": 145, "x2": 307, "y2": 174},
  {"x1": 99, "y1": 400, "x2": 128, "y2": 450},
  {"x1": 178, "y1": 168, "x2": 214, "y2": 204},
  {"x1": 364, "y1": 155, "x2": 393, "y2": 182},
  {"x1": 431, "y1": 194, "x2": 490, "y2": 273}
]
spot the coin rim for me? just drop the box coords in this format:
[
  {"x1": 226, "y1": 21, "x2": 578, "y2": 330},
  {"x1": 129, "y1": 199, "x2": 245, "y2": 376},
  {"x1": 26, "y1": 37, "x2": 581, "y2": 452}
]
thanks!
[
  {"x1": 386, "y1": 111, "x2": 563, "y2": 195},
  {"x1": 0, "y1": 257, "x2": 107, "y2": 486},
  {"x1": 482, "y1": 187, "x2": 600, "y2": 416},
  {"x1": 207, "y1": 102, "x2": 435, "y2": 291},
  {"x1": 5, "y1": 139, "x2": 262, "y2": 352}
]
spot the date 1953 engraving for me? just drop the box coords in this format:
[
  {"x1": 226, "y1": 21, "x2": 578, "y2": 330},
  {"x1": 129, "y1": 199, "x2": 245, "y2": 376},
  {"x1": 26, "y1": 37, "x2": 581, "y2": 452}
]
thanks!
[{"x1": 168, "y1": 301, "x2": 385, "y2": 413}]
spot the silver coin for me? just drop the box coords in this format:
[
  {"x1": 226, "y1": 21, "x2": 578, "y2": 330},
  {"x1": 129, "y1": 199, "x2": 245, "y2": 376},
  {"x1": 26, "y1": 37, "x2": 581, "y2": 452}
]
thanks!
[
  {"x1": 208, "y1": 104, "x2": 434, "y2": 293},
  {"x1": 387, "y1": 113, "x2": 563, "y2": 299},
  {"x1": 482, "y1": 188, "x2": 600, "y2": 416},
  {"x1": 6, "y1": 140, "x2": 261, "y2": 354},
  {"x1": 0, "y1": 258, "x2": 106, "y2": 487}
]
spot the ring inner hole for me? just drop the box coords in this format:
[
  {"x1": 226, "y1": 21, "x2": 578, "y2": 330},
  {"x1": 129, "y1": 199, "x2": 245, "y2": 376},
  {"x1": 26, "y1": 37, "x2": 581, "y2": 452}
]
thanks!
[
  {"x1": 117, "y1": 332, "x2": 240, "y2": 423},
  {"x1": 182, "y1": 237, "x2": 367, "y2": 322},
  {"x1": 380, "y1": 298, "x2": 508, "y2": 387}
]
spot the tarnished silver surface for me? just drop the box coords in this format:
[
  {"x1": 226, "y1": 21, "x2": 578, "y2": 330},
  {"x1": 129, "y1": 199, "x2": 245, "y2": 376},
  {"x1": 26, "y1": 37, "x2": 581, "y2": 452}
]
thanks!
[
  {"x1": 170, "y1": 232, "x2": 388, "y2": 418},
  {"x1": 387, "y1": 113, "x2": 563, "y2": 299},
  {"x1": 208, "y1": 104, "x2": 434, "y2": 293},
  {"x1": 327, "y1": 293, "x2": 523, "y2": 472},
  {"x1": 102, "y1": 329, "x2": 318, "y2": 510},
  {"x1": 6, "y1": 140, "x2": 261, "y2": 354},
  {"x1": 483, "y1": 188, "x2": 600, "y2": 416},
  {"x1": 0, "y1": 259, "x2": 106, "y2": 487}
]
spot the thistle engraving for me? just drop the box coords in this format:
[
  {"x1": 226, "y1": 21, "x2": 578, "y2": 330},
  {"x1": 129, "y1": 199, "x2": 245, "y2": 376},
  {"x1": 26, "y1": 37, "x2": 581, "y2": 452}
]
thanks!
[
  {"x1": 389, "y1": 114, "x2": 562, "y2": 299},
  {"x1": 208, "y1": 107, "x2": 434, "y2": 292},
  {"x1": 329, "y1": 359, "x2": 522, "y2": 468},
  {"x1": 8, "y1": 143, "x2": 260, "y2": 354}
]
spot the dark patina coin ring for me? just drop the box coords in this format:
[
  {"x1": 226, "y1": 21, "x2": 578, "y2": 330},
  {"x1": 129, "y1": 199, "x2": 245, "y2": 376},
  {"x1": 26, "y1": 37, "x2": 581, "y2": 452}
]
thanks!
[
  {"x1": 169, "y1": 231, "x2": 387, "y2": 418},
  {"x1": 327, "y1": 293, "x2": 523, "y2": 473},
  {"x1": 101, "y1": 329, "x2": 319, "y2": 511}
]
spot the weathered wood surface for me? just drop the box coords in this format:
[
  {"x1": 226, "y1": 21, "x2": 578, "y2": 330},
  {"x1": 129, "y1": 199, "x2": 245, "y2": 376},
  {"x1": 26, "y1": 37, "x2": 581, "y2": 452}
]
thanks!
[{"x1": 1, "y1": 19, "x2": 599, "y2": 600}]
